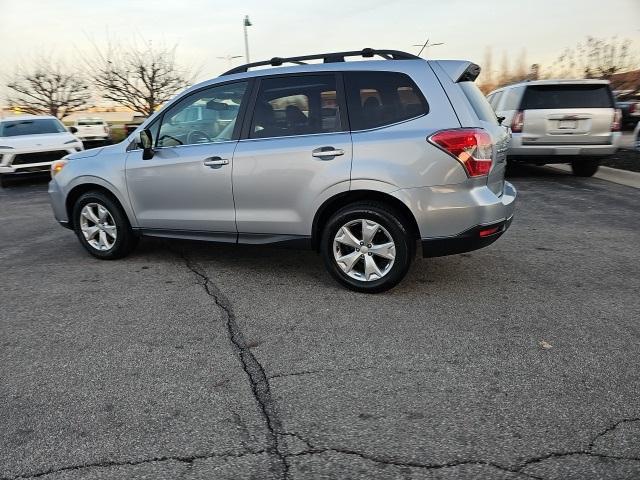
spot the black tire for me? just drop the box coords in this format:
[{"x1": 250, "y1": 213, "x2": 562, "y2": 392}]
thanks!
[
  {"x1": 0, "y1": 174, "x2": 7, "y2": 188},
  {"x1": 321, "y1": 202, "x2": 414, "y2": 293},
  {"x1": 72, "y1": 191, "x2": 138, "y2": 259},
  {"x1": 571, "y1": 158, "x2": 600, "y2": 177}
]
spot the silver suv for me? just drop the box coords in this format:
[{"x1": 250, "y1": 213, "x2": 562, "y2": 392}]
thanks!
[
  {"x1": 49, "y1": 49, "x2": 516, "y2": 292},
  {"x1": 488, "y1": 79, "x2": 621, "y2": 177}
]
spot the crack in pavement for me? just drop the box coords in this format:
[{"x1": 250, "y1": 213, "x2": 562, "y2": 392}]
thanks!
[
  {"x1": 178, "y1": 252, "x2": 290, "y2": 479},
  {"x1": 0, "y1": 450, "x2": 267, "y2": 480},
  {"x1": 281, "y1": 417, "x2": 640, "y2": 479}
]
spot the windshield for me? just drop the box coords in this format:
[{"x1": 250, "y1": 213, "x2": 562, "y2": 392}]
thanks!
[
  {"x1": 0, "y1": 118, "x2": 67, "y2": 137},
  {"x1": 521, "y1": 84, "x2": 614, "y2": 109}
]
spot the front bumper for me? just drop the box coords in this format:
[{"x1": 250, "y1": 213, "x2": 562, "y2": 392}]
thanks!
[
  {"x1": 48, "y1": 178, "x2": 70, "y2": 228},
  {"x1": 0, "y1": 162, "x2": 54, "y2": 174}
]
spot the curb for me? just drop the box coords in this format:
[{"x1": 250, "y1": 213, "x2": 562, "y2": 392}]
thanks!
[{"x1": 547, "y1": 164, "x2": 640, "y2": 189}]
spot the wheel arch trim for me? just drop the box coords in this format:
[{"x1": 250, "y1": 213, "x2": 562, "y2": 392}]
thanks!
[{"x1": 64, "y1": 176, "x2": 138, "y2": 229}]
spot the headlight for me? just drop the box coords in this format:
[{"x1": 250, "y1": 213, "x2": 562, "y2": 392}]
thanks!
[{"x1": 51, "y1": 159, "x2": 68, "y2": 177}]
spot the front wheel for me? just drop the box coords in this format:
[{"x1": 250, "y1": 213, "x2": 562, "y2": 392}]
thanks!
[
  {"x1": 571, "y1": 158, "x2": 600, "y2": 177},
  {"x1": 321, "y1": 202, "x2": 413, "y2": 293},
  {"x1": 72, "y1": 191, "x2": 138, "y2": 259}
]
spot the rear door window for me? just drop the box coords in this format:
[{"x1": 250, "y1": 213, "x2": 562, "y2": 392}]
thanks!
[
  {"x1": 521, "y1": 84, "x2": 614, "y2": 109},
  {"x1": 459, "y1": 81, "x2": 498, "y2": 124},
  {"x1": 344, "y1": 71, "x2": 428, "y2": 130},
  {"x1": 249, "y1": 74, "x2": 341, "y2": 139}
]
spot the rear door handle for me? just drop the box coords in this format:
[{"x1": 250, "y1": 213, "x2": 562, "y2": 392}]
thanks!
[
  {"x1": 312, "y1": 147, "x2": 344, "y2": 158},
  {"x1": 203, "y1": 157, "x2": 229, "y2": 167}
]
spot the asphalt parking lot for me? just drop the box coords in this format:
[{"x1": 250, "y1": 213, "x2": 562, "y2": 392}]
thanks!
[{"x1": 1, "y1": 167, "x2": 639, "y2": 480}]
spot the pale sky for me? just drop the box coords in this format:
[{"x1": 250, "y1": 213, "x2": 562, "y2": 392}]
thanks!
[{"x1": 0, "y1": 0, "x2": 639, "y2": 90}]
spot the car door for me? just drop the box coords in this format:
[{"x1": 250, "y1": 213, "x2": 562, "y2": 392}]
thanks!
[
  {"x1": 232, "y1": 73, "x2": 352, "y2": 238},
  {"x1": 126, "y1": 81, "x2": 249, "y2": 236}
]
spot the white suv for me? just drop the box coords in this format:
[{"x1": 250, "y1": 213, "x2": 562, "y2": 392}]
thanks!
[
  {"x1": 0, "y1": 115, "x2": 83, "y2": 187},
  {"x1": 488, "y1": 80, "x2": 621, "y2": 176},
  {"x1": 73, "y1": 117, "x2": 111, "y2": 143}
]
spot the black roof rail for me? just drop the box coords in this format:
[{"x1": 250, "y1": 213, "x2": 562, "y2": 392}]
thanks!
[{"x1": 220, "y1": 48, "x2": 421, "y2": 76}]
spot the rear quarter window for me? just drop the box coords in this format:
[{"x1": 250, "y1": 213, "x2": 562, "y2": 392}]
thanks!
[
  {"x1": 344, "y1": 71, "x2": 429, "y2": 130},
  {"x1": 502, "y1": 86, "x2": 525, "y2": 111},
  {"x1": 459, "y1": 81, "x2": 498, "y2": 124},
  {"x1": 521, "y1": 84, "x2": 614, "y2": 109}
]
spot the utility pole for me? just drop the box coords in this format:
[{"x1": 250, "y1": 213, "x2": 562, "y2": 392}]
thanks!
[{"x1": 243, "y1": 15, "x2": 252, "y2": 63}]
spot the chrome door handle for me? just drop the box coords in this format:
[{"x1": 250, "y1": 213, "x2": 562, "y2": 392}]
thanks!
[
  {"x1": 312, "y1": 147, "x2": 344, "y2": 158},
  {"x1": 203, "y1": 157, "x2": 229, "y2": 167}
]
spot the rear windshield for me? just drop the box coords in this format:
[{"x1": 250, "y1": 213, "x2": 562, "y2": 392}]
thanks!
[
  {"x1": 459, "y1": 81, "x2": 498, "y2": 124},
  {"x1": 521, "y1": 84, "x2": 614, "y2": 109},
  {"x1": 0, "y1": 118, "x2": 66, "y2": 137},
  {"x1": 77, "y1": 120, "x2": 104, "y2": 126}
]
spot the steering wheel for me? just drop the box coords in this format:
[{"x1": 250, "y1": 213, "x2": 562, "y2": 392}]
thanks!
[{"x1": 187, "y1": 130, "x2": 212, "y2": 144}]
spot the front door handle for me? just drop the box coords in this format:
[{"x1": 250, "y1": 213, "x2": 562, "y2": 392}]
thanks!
[
  {"x1": 203, "y1": 157, "x2": 229, "y2": 167},
  {"x1": 312, "y1": 147, "x2": 344, "y2": 159}
]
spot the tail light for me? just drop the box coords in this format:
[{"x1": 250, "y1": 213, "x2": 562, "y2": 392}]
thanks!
[
  {"x1": 511, "y1": 110, "x2": 524, "y2": 133},
  {"x1": 429, "y1": 128, "x2": 493, "y2": 177},
  {"x1": 611, "y1": 109, "x2": 622, "y2": 132}
]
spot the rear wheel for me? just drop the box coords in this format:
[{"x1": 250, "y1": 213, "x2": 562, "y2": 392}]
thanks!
[
  {"x1": 321, "y1": 202, "x2": 413, "y2": 293},
  {"x1": 72, "y1": 191, "x2": 138, "y2": 259},
  {"x1": 571, "y1": 158, "x2": 600, "y2": 177}
]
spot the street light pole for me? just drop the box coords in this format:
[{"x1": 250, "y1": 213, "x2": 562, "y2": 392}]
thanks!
[{"x1": 243, "y1": 15, "x2": 252, "y2": 63}]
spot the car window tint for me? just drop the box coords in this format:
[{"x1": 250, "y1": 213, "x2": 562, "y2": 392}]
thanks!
[
  {"x1": 521, "y1": 84, "x2": 614, "y2": 109},
  {"x1": 157, "y1": 81, "x2": 248, "y2": 147},
  {"x1": 250, "y1": 74, "x2": 341, "y2": 139},
  {"x1": 345, "y1": 72, "x2": 428, "y2": 130}
]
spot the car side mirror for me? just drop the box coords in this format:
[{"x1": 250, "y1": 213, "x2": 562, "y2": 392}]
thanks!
[
  {"x1": 140, "y1": 129, "x2": 154, "y2": 160},
  {"x1": 69, "y1": 126, "x2": 78, "y2": 134}
]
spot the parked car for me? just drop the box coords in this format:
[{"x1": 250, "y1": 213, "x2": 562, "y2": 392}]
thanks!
[
  {"x1": 73, "y1": 117, "x2": 111, "y2": 144},
  {"x1": 0, "y1": 115, "x2": 83, "y2": 187},
  {"x1": 488, "y1": 80, "x2": 621, "y2": 176},
  {"x1": 48, "y1": 48, "x2": 516, "y2": 292},
  {"x1": 124, "y1": 114, "x2": 146, "y2": 137},
  {"x1": 615, "y1": 98, "x2": 640, "y2": 130}
]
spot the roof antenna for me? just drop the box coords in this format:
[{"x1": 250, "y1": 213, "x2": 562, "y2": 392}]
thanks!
[{"x1": 413, "y1": 36, "x2": 445, "y2": 57}]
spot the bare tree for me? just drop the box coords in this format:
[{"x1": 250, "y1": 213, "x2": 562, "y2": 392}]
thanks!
[
  {"x1": 478, "y1": 46, "x2": 494, "y2": 93},
  {"x1": 90, "y1": 42, "x2": 191, "y2": 116},
  {"x1": 551, "y1": 36, "x2": 636, "y2": 79},
  {"x1": 6, "y1": 60, "x2": 91, "y2": 119}
]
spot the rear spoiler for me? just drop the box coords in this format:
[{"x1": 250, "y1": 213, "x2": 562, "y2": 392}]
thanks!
[{"x1": 432, "y1": 60, "x2": 481, "y2": 82}]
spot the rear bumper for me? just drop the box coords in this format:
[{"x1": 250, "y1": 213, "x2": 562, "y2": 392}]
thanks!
[
  {"x1": 421, "y1": 215, "x2": 513, "y2": 258},
  {"x1": 508, "y1": 132, "x2": 620, "y2": 158}
]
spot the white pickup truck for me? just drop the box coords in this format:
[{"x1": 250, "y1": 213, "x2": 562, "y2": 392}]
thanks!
[{"x1": 73, "y1": 118, "x2": 111, "y2": 143}]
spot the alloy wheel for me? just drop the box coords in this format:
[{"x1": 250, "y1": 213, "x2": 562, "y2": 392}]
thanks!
[
  {"x1": 333, "y1": 219, "x2": 396, "y2": 281},
  {"x1": 79, "y1": 202, "x2": 117, "y2": 251}
]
